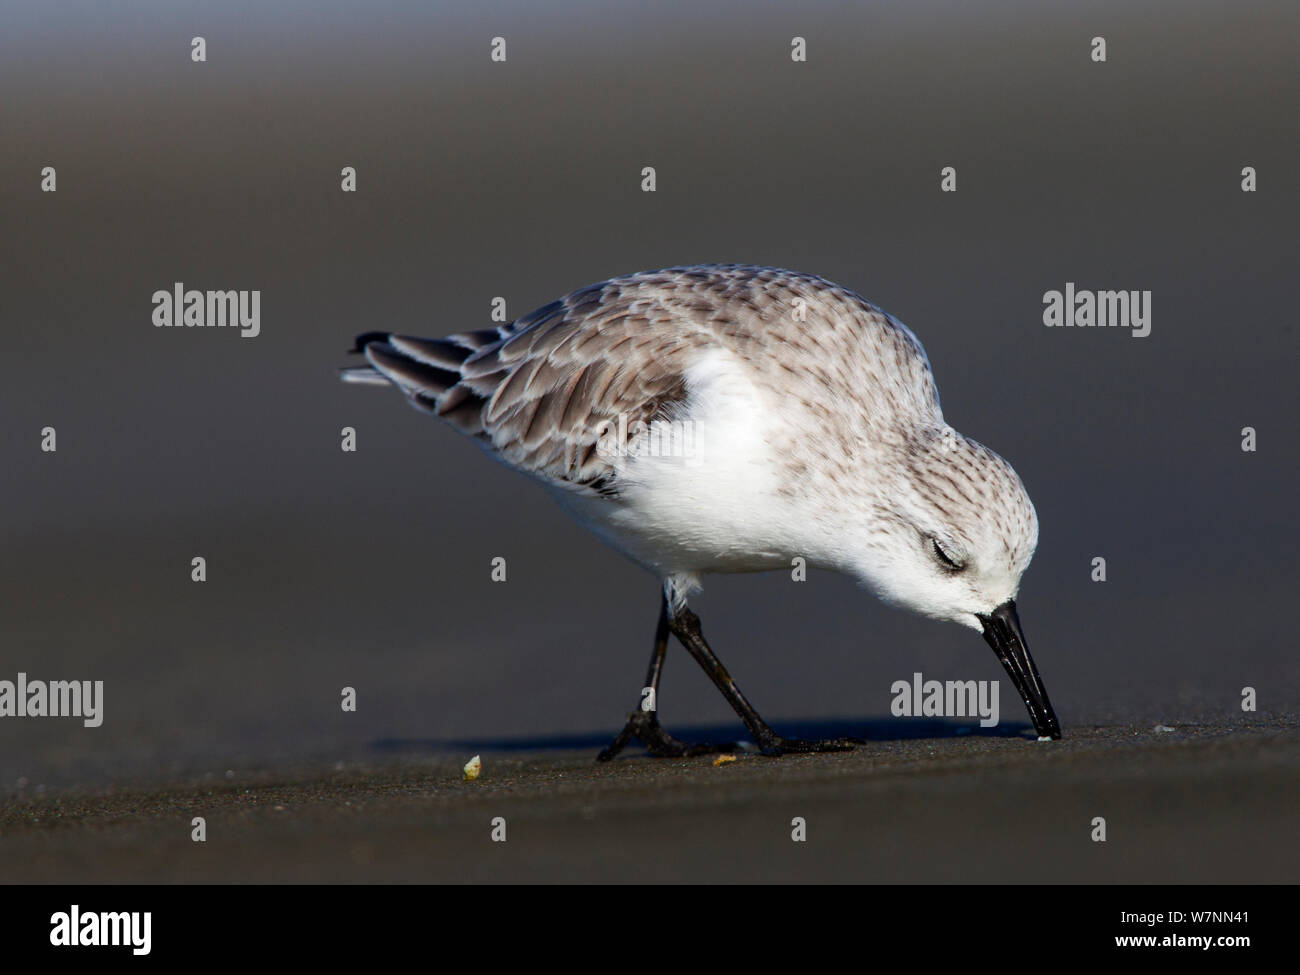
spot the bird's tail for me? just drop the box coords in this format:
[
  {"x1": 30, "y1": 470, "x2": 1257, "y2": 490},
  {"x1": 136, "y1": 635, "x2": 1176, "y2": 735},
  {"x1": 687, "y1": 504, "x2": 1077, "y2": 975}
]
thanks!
[{"x1": 341, "y1": 328, "x2": 511, "y2": 436}]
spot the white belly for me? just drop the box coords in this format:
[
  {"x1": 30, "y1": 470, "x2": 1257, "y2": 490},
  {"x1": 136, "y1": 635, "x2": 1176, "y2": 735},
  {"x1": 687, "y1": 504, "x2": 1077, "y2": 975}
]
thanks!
[{"x1": 550, "y1": 348, "x2": 798, "y2": 577}]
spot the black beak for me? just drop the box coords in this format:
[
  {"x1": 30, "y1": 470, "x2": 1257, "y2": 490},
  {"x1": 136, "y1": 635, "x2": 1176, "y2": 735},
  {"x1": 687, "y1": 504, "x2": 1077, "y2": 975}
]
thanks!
[{"x1": 977, "y1": 600, "x2": 1062, "y2": 740}]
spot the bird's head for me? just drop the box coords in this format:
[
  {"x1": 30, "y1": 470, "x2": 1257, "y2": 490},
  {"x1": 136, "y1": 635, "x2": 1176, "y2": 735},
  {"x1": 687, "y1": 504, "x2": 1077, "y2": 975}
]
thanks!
[{"x1": 845, "y1": 427, "x2": 1061, "y2": 739}]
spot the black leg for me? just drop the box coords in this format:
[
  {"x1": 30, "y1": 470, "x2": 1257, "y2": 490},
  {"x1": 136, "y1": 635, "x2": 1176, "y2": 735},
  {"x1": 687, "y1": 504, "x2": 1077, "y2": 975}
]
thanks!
[
  {"x1": 597, "y1": 593, "x2": 739, "y2": 761},
  {"x1": 668, "y1": 606, "x2": 859, "y2": 757}
]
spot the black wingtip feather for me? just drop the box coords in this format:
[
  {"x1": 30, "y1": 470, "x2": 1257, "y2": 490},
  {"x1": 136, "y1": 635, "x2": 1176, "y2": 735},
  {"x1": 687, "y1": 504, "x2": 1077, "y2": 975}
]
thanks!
[{"x1": 350, "y1": 331, "x2": 392, "y2": 354}]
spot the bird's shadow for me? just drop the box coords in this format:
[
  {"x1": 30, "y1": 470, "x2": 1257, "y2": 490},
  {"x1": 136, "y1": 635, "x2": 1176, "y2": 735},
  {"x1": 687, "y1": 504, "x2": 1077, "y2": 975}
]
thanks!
[{"x1": 373, "y1": 717, "x2": 1037, "y2": 756}]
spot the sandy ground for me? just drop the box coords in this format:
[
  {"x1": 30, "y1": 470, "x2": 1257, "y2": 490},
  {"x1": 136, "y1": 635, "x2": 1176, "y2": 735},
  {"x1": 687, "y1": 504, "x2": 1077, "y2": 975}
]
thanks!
[{"x1": 3, "y1": 719, "x2": 1296, "y2": 884}]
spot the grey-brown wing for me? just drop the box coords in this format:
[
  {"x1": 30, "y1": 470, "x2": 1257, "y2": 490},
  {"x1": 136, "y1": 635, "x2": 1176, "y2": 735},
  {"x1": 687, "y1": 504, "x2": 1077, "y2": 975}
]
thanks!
[{"x1": 348, "y1": 277, "x2": 705, "y2": 497}]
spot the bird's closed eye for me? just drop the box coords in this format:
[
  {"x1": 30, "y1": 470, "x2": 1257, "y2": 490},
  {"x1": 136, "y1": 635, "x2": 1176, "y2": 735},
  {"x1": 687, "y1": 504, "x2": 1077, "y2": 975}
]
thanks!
[{"x1": 930, "y1": 537, "x2": 965, "y2": 572}]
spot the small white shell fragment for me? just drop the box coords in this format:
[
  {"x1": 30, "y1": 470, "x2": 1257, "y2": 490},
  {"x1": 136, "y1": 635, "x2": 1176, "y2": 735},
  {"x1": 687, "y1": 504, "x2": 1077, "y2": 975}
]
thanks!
[
  {"x1": 1037, "y1": 736, "x2": 1053, "y2": 742},
  {"x1": 1154, "y1": 724, "x2": 1176, "y2": 733},
  {"x1": 463, "y1": 755, "x2": 482, "y2": 780}
]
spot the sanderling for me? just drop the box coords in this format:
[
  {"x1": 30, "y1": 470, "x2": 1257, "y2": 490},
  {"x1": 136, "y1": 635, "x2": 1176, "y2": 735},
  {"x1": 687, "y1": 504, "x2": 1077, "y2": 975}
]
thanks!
[{"x1": 343, "y1": 264, "x2": 1061, "y2": 757}]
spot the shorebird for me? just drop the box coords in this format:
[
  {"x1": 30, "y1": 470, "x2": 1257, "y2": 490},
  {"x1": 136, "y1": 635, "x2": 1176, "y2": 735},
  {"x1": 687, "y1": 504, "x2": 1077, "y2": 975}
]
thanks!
[{"x1": 342, "y1": 264, "x2": 1061, "y2": 758}]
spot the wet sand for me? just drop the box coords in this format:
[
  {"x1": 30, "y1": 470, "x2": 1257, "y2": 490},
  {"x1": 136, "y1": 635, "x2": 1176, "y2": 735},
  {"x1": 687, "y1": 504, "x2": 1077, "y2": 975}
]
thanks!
[{"x1": 3, "y1": 719, "x2": 1296, "y2": 884}]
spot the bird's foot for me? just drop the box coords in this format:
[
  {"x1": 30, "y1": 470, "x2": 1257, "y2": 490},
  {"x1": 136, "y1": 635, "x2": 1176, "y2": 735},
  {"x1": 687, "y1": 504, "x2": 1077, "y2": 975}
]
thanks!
[
  {"x1": 754, "y1": 734, "x2": 862, "y2": 756},
  {"x1": 597, "y1": 710, "x2": 738, "y2": 761}
]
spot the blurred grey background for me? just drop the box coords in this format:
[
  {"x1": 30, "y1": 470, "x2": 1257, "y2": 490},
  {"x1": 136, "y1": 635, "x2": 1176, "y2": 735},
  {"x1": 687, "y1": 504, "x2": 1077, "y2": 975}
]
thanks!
[{"x1": 2, "y1": 0, "x2": 1297, "y2": 790}]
